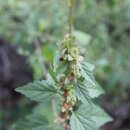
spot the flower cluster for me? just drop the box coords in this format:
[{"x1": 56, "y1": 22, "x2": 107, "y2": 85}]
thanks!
[{"x1": 55, "y1": 35, "x2": 84, "y2": 128}]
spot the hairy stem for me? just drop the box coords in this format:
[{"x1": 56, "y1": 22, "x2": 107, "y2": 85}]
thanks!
[
  {"x1": 69, "y1": 5, "x2": 73, "y2": 42},
  {"x1": 67, "y1": 0, "x2": 73, "y2": 43}
]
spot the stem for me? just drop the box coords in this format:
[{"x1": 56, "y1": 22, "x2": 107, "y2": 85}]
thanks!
[
  {"x1": 67, "y1": 0, "x2": 73, "y2": 43},
  {"x1": 69, "y1": 5, "x2": 73, "y2": 42}
]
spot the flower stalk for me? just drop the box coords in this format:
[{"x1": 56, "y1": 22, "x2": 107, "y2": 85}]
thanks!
[{"x1": 67, "y1": 0, "x2": 74, "y2": 44}]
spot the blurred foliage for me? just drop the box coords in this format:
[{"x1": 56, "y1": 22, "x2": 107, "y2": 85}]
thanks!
[
  {"x1": 74, "y1": 0, "x2": 130, "y2": 94},
  {"x1": 0, "y1": 0, "x2": 130, "y2": 130}
]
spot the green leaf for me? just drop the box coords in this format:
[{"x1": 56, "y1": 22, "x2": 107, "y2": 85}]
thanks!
[
  {"x1": 87, "y1": 81, "x2": 104, "y2": 98},
  {"x1": 48, "y1": 68, "x2": 58, "y2": 83},
  {"x1": 53, "y1": 51, "x2": 60, "y2": 72},
  {"x1": 74, "y1": 80, "x2": 91, "y2": 104},
  {"x1": 55, "y1": 60, "x2": 69, "y2": 76},
  {"x1": 90, "y1": 104, "x2": 112, "y2": 128},
  {"x1": 26, "y1": 114, "x2": 49, "y2": 126},
  {"x1": 11, "y1": 111, "x2": 64, "y2": 130},
  {"x1": 48, "y1": 124, "x2": 64, "y2": 130},
  {"x1": 82, "y1": 61, "x2": 95, "y2": 72},
  {"x1": 10, "y1": 114, "x2": 48, "y2": 130},
  {"x1": 34, "y1": 124, "x2": 64, "y2": 130},
  {"x1": 81, "y1": 61, "x2": 96, "y2": 85},
  {"x1": 74, "y1": 78, "x2": 104, "y2": 104},
  {"x1": 70, "y1": 104, "x2": 112, "y2": 130},
  {"x1": 47, "y1": 72, "x2": 56, "y2": 85},
  {"x1": 53, "y1": 50, "x2": 70, "y2": 76},
  {"x1": 10, "y1": 119, "x2": 32, "y2": 130},
  {"x1": 81, "y1": 61, "x2": 104, "y2": 98},
  {"x1": 16, "y1": 80, "x2": 58, "y2": 102},
  {"x1": 70, "y1": 104, "x2": 96, "y2": 130},
  {"x1": 32, "y1": 101, "x2": 59, "y2": 123}
]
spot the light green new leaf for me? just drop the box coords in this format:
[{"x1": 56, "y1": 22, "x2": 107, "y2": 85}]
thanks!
[
  {"x1": 16, "y1": 80, "x2": 58, "y2": 102},
  {"x1": 70, "y1": 104, "x2": 112, "y2": 130}
]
